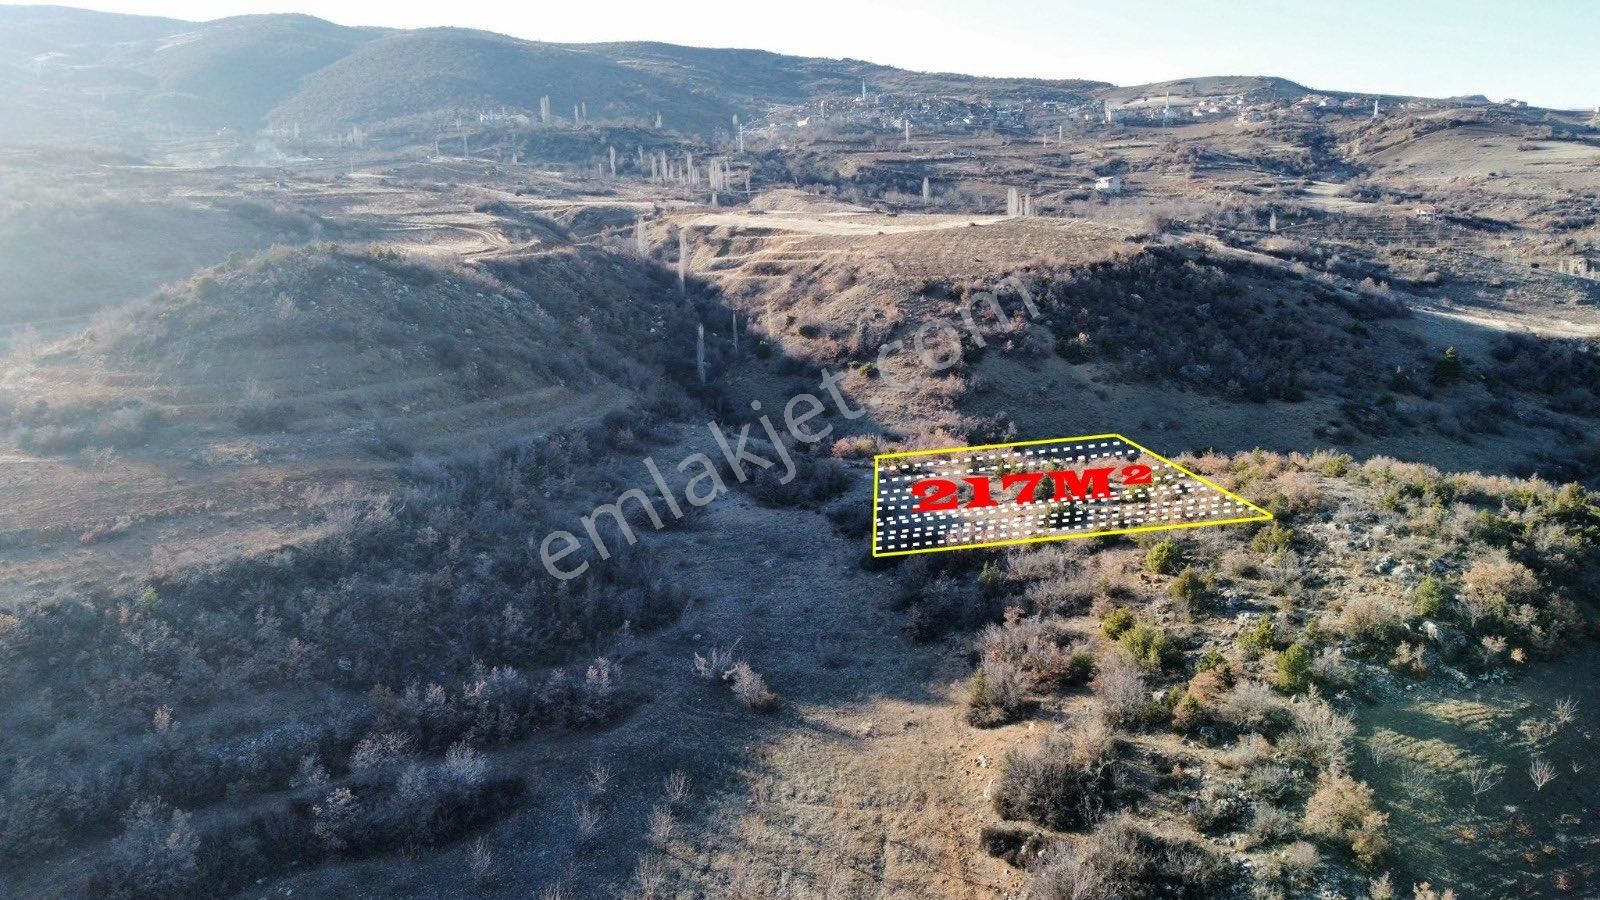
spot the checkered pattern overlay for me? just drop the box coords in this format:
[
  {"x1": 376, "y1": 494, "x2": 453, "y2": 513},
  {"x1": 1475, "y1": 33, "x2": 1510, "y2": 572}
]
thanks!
[{"x1": 872, "y1": 436, "x2": 1267, "y2": 556}]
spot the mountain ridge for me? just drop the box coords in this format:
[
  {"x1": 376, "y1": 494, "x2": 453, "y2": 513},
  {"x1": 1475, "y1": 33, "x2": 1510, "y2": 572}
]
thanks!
[{"x1": 0, "y1": 5, "x2": 1526, "y2": 139}]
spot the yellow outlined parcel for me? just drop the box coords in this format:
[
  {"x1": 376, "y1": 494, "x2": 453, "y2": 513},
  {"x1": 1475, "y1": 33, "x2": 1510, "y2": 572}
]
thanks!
[{"x1": 871, "y1": 434, "x2": 1271, "y2": 557}]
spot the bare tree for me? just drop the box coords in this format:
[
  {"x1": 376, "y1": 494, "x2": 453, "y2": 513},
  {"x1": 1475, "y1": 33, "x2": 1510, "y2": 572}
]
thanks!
[
  {"x1": 648, "y1": 806, "x2": 674, "y2": 844},
  {"x1": 1464, "y1": 765, "x2": 1501, "y2": 804},
  {"x1": 1519, "y1": 717, "x2": 1558, "y2": 750},
  {"x1": 1529, "y1": 757, "x2": 1556, "y2": 792},
  {"x1": 663, "y1": 770, "x2": 691, "y2": 804},
  {"x1": 575, "y1": 801, "x2": 600, "y2": 836},
  {"x1": 635, "y1": 854, "x2": 668, "y2": 898}
]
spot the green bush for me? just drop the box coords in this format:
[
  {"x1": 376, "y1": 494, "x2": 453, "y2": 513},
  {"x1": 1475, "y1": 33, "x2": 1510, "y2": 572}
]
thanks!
[
  {"x1": 1101, "y1": 607, "x2": 1134, "y2": 639},
  {"x1": 1118, "y1": 623, "x2": 1173, "y2": 672},
  {"x1": 1274, "y1": 643, "x2": 1313, "y2": 693},
  {"x1": 1250, "y1": 524, "x2": 1293, "y2": 554},
  {"x1": 1168, "y1": 568, "x2": 1210, "y2": 607},
  {"x1": 1239, "y1": 617, "x2": 1279, "y2": 658},
  {"x1": 1317, "y1": 454, "x2": 1352, "y2": 478},
  {"x1": 1413, "y1": 576, "x2": 1447, "y2": 618},
  {"x1": 1145, "y1": 539, "x2": 1182, "y2": 575},
  {"x1": 978, "y1": 559, "x2": 1007, "y2": 597},
  {"x1": 1431, "y1": 346, "x2": 1464, "y2": 385},
  {"x1": 1064, "y1": 650, "x2": 1096, "y2": 685}
]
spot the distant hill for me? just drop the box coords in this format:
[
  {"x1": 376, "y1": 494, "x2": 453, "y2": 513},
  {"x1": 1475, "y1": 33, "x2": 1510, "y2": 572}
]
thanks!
[
  {"x1": 1103, "y1": 75, "x2": 1312, "y2": 104},
  {"x1": 133, "y1": 14, "x2": 382, "y2": 126},
  {"x1": 0, "y1": 4, "x2": 185, "y2": 61},
  {"x1": 0, "y1": 7, "x2": 1113, "y2": 139},
  {"x1": 0, "y1": 6, "x2": 1516, "y2": 141},
  {"x1": 268, "y1": 28, "x2": 740, "y2": 133},
  {"x1": 585, "y1": 41, "x2": 1109, "y2": 104}
]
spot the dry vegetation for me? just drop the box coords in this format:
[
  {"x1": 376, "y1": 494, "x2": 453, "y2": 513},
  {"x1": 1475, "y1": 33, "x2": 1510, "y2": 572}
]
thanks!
[
  {"x1": 2, "y1": 9, "x2": 1599, "y2": 898},
  {"x1": 930, "y1": 450, "x2": 1599, "y2": 897}
]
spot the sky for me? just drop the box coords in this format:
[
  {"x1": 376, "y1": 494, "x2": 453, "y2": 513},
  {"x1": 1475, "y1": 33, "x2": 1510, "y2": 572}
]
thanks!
[{"x1": 21, "y1": 0, "x2": 1600, "y2": 109}]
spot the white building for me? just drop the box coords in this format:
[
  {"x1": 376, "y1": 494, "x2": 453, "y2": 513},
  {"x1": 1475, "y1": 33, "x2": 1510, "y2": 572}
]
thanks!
[{"x1": 1094, "y1": 175, "x2": 1124, "y2": 194}]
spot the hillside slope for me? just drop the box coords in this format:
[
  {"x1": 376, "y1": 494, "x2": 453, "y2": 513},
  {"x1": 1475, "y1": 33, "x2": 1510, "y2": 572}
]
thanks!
[
  {"x1": 133, "y1": 14, "x2": 382, "y2": 126},
  {"x1": 266, "y1": 28, "x2": 739, "y2": 133},
  {"x1": 0, "y1": 242, "x2": 695, "y2": 601}
]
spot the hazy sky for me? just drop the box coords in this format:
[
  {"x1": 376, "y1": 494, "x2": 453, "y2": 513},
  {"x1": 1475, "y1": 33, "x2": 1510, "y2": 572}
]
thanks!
[{"x1": 28, "y1": 0, "x2": 1599, "y2": 108}]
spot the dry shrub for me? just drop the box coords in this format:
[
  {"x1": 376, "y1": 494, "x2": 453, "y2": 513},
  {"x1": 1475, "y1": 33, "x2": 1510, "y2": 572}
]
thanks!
[
  {"x1": 1024, "y1": 575, "x2": 1098, "y2": 614},
  {"x1": 1460, "y1": 554, "x2": 1538, "y2": 625},
  {"x1": 1221, "y1": 549, "x2": 1260, "y2": 579},
  {"x1": 1217, "y1": 680, "x2": 1292, "y2": 735},
  {"x1": 1006, "y1": 544, "x2": 1085, "y2": 583},
  {"x1": 977, "y1": 619, "x2": 1088, "y2": 692},
  {"x1": 1264, "y1": 471, "x2": 1325, "y2": 519},
  {"x1": 1302, "y1": 771, "x2": 1390, "y2": 867},
  {"x1": 1023, "y1": 814, "x2": 1233, "y2": 900},
  {"x1": 1091, "y1": 653, "x2": 1150, "y2": 729},
  {"x1": 1327, "y1": 591, "x2": 1407, "y2": 644},
  {"x1": 1310, "y1": 647, "x2": 1353, "y2": 688},
  {"x1": 1217, "y1": 734, "x2": 1272, "y2": 771},
  {"x1": 1246, "y1": 803, "x2": 1297, "y2": 847},
  {"x1": 967, "y1": 655, "x2": 1030, "y2": 727},
  {"x1": 1284, "y1": 690, "x2": 1356, "y2": 773},
  {"x1": 830, "y1": 434, "x2": 879, "y2": 459},
  {"x1": 726, "y1": 662, "x2": 777, "y2": 712},
  {"x1": 1186, "y1": 664, "x2": 1233, "y2": 706},
  {"x1": 693, "y1": 647, "x2": 776, "y2": 711},
  {"x1": 991, "y1": 721, "x2": 1116, "y2": 830}
]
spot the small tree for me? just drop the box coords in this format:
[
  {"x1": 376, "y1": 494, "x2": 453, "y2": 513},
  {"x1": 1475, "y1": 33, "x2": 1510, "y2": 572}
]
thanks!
[
  {"x1": 1275, "y1": 642, "x2": 1314, "y2": 693},
  {"x1": 1239, "y1": 617, "x2": 1279, "y2": 658},
  {"x1": 1431, "y1": 346, "x2": 1464, "y2": 385},
  {"x1": 1169, "y1": 568, "x2": 1209, "y2": 611},
  {"x1": 1101, "y1": 607, "x2": 1134, "y2": 639},
  {"x1": 1145, "y1": 539, "x2": 1182, "y2": 575},
  {"x1": 1413, "y1": 576, "x2": 1447, "y2": 618}
]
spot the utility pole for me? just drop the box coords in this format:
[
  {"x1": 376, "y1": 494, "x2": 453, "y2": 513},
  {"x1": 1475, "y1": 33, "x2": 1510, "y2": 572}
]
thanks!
[
  {"x1": 678, "y1": 228, "x2": 688, "y2": 294},
  {"x1": 696, "y1": 324, "x2": 706, "y2": 384}
]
